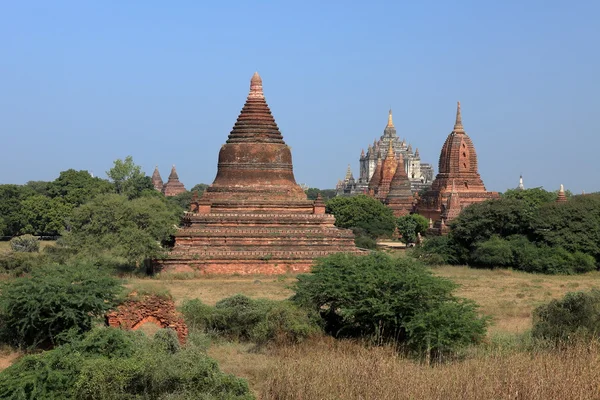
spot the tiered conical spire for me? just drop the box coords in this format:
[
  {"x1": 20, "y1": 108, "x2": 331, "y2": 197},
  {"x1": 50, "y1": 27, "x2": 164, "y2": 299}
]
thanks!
[
  {"x1": 152, "y1": 166, "x2": 163, "y2": 191},
  {"x1": 226, "y1": 72, "x2": 284, "y2": 144},
  {"x1": 387, "y1": 109, "x2": 394, "y2": 128},
  {"x1": 453, "y1": 101, "x2": 464, "y2": 133},
  {"x1": 162, "y1": 164, "x2": 186, "y2": 196},
  {"x1": 168, "y1": 165, "x2": 180, "y2": 181}
]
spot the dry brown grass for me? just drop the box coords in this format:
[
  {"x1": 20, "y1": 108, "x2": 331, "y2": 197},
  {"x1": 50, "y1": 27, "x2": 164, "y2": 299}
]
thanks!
[
  {"x1": 129, "y1": 275, "x2": 295, "y2": 306},
  {"x1": 139, "y1": 266, "x2": 600, "y2": 399},
  {"x1": 261, "y1": 338, "x2": 600, "y2": 400},
  {"x1": 432, "y1": 266, "x2": 600, "y2": 333}
]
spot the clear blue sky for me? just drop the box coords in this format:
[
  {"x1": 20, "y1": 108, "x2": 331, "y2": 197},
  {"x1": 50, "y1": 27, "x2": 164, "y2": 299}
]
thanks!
[{"x1": 2, "y1": 1, "x2": 598, "y2": 193}]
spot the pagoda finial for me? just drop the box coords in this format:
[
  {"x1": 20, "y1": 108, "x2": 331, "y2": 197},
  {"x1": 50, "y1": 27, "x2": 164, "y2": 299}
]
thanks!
[
  {"x1": 451, "y1": 179, "x2": 457, "y2": 193},
  {"x1": 249, "y1": 72, "x2": 264, "y2": 99},
  {"x1": 387, "y1": 109, "x2": 394, "y2": 128},
  {"x1": 454, "y1": 101, "x2": 464, "y2": 132}
]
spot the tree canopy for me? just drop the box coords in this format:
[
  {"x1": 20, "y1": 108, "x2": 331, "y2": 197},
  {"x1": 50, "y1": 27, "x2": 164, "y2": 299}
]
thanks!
[
  {"x1": 326, "y1": 195, "x2": 396, "y2": 239},
  {"x1": 64, "y1": 193, "x2": 179, "y2": 265}
]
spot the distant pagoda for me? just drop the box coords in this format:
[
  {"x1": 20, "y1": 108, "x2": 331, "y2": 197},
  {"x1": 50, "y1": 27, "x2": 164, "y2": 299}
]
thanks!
[
  {"x1": 416, "y1": 102, "x2": 499, "y2": 229},
  {"x1": 156, "y1": 73, "x2": 360, "y2": 274},
  {"x1": 162, "y1": 165, "x2": 186, "y2": 197}
]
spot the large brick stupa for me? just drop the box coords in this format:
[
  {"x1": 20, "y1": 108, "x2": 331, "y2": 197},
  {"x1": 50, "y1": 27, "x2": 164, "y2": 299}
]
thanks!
[{"x1": 157, "y1": 73, "x2": 360, "y2": 274}]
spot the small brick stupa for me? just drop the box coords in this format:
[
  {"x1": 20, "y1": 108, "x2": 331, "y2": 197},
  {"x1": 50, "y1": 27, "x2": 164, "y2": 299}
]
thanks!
[
  {"x1": 157, "y1": 73, "x2": 359, "y2": 274},
  {"x1": 417, "y1": 102, "x2": 499, "y2": 226},
  {"x1": 385, "y1": 153, "x2": 415, "y2": 216},
  {"x1": 162, "y1": 165, "x2": 186, "y2": 197}
]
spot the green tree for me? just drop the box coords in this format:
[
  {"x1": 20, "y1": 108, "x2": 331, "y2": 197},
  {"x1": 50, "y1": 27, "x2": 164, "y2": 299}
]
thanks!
[
  {"x1": 0, "y1": 185, "x2": 32, "y2": 236},
  {"x1": 502, "y1": 187, "x2": 557, "y2": 208},
  {"x1": 326, "y1": 195, "x2": 396, "y2": 239},
  {"x1": 106, "y1": 156, "x2": 154, "y2": 199},
  {"x1": 19, "y1": 195, "x2": 73, "y2": 235},
  {"x1": 0, "y1": 264, "x2": 121, "y2": 348},
  {"x1": 47, "y1": 169, "x2": 113, "y2": 207},
  {"x1": 396, "y1": 214, "x2": 429, "y2": 244},
  {"x1": 292, "y1": 253, "x2": 487, "y2": 358},
  {"x1": 531, "y1": 194, "x2": 600, "y2": 263},
  {"x1": 25, "y1": 180, "x2": 50, "y2": 196},
  {"x1": 65, "y1": 194, "x2": 179, "y2": 265},
  {"x1": 450, "y1": 198, "x2": 534, "y2": 250}
]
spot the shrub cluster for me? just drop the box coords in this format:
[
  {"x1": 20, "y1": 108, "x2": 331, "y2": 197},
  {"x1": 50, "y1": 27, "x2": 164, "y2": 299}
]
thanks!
[
  {"x1": 532, "y1": 289, "x2": 600, "y2": 342},
  {"x1": 292, "y1": 253, "x2": 488, "y2": 360},
  {"x1": 0, "y1": 327, "x2": 253, "y2": 399},
  {"x1": 412, "y1": 191, "x2": 600, "y2": 274},
  {"x1": 181, "y1": 295, "x2": 320, "y2": 346}
]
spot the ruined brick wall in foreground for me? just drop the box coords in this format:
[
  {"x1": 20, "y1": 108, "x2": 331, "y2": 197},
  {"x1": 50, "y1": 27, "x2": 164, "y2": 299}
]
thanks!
[{"x1": 106, "y1": 294, "x2": 188, "y2": 344}]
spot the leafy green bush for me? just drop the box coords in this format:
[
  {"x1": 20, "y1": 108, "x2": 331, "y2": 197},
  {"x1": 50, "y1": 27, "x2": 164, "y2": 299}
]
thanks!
[
  {"x1": 0, "y1": 251, "x2": 47, "y2": 276},
  {"x1": 0, "y1": 264, "x2": 122, "y2": 348},
  {"x1": 0, "y1": 327, "x2": 253, "y2": 400},
  {"x1": 181, "y1": 295, "x2": 320, "y2": 345},
  {"x1": 471, "y1": 236, "x2": 514, "y2": 268},
  {"x1": 354, "y1": 233, "x2": 377, "y2": 249},
  {"x1": 410, "y1": 235, "x2": 461, "y2": 265},
  {"x1": 9, "y1": 234, "x2": 40, "y2": 253},
  {"x1": 292, "y1": 253, "x2": 488, "y2": 358},
  {"x1": 532, "y1": 290, "x2": 600, "y2": 342}
]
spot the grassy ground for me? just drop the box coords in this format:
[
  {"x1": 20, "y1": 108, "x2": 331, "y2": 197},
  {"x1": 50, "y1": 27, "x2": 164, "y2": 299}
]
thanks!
[
  {"x1": 125, "y1": 266, "x2": 600, "y2": 398},
  {"x1": 0, "y1": 240, "x2": 56, "y2": 254}
]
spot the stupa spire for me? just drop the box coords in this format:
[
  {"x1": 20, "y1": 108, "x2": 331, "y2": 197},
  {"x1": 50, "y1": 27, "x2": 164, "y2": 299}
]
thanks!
[
  {"x1": 169, "y1": 165, "x2": 180, "y2": 181},
  {"x1": 387, "y1": 109, "x2": 394, "y2": 128},
  {"x1": 454, "y1": 101, "x2": 464, "y2": 132}
]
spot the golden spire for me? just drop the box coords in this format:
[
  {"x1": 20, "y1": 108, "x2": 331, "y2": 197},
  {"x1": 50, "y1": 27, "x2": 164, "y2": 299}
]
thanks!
[
  {"x1": 387, "y1": 109, "x2": 394, "y2": 128},
  {"x1": 454, "y1": 101, "x2": 464, "y2": 132}
]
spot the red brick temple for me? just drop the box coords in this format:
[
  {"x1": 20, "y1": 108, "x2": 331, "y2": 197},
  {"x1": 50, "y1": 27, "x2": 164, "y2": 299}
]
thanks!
[
  {"x1": 156, "y1": 73, "x2": 360, "y2": 274},
  {"x1": 416, "y1": 102, "x2": 499, "y2": 228}
]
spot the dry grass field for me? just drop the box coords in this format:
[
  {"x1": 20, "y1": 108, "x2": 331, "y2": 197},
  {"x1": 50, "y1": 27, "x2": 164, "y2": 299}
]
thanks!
[{"x1": 124, "y1": 266, "x2": 600, "y2": 399}]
